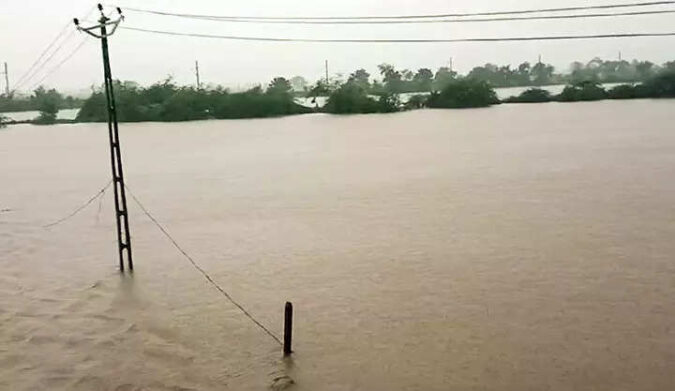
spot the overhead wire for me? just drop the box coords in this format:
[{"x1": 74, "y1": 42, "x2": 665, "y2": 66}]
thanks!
[
  {"x1": 12, "y1": 19, "x2": 73, "y2": 89},
  {"x1": 122, "y1": 9, "x2": 675, "y2": 25},
  {"x1": 25, "y1": 38, "x2": 91, "y2": 91},
  {"x1": 120, "y1": 27, "x2": 675, "y2": 43},
  {"x1": 124, "y1": 184, "x2": 284, "y2": 346},
  {"x1": 13, "y1": 6, "x2": 96, "y2": 93},
  {"x1": 115, "y1": 1, "x2": 675, "y2": 21},
  {"x1": 43, "y1": 180, "x2": 112, "y2": 229},
  {"x1": 13, "y1": 29, "x2": 80, "y2": 91}
]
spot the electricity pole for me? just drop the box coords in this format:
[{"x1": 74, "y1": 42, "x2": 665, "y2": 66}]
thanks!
[
  {"x1": 325, "y1": 60, "x2": 329, "y2": 84},
  {"x1": 74, "y1": 4, "x2": 133, "y2": 273},
  {"x1": 195, "y1": 60, "x2": 201, "y2": 89},
  {"x1": 1, "y1": 62, "x2": 8, "y2": 96}
]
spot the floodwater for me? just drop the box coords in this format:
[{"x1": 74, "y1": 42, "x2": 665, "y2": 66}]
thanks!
[
  {"x1": 1, "y1": 100, "x2": 674, "y2": 391},
  {"x1": 1, "y1": 108, "x2": 79, "y2": 122}
]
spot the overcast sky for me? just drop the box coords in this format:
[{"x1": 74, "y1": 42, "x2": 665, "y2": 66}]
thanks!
[{"x1": 1, "y1": 0, "x2": 674, "y2": 94}]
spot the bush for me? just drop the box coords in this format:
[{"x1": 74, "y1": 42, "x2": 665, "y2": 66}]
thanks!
[
  {"x1": 557, "y1": 81, "x2": 607, "y2": 102},
  {"x1": 426, "y1": 79, "x2": 498, "y2": 108},
  {"x1": 607, "y1": 84, "x2": 641, "y2": 99},
  {"x1": 503, "y1": 88, "x2": 552, "y2": 103},
  {"x1": 324, "y1": 83, "x2": 380, "y2": 114},
  {"x1": 641, "y1": 69, "x2": 675, "y2": 97},
  {"x1": 405, "y1": 94, "x2": 427, "y2": 109},
  {"x1": 33, "y1": 112, "x2": 57, "y2": 125},
  {"x1": 377, "y1": 93, "x2": 401, "y2": 113}
]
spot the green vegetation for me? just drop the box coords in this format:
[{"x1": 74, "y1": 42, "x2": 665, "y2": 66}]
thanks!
[
  {"x1": 0, "y1": 89, "x2": 82, "y2": 113},
  {"x1": 32, "y1": 87, "x2": 61, "y2": 125},
  {"x1": 502, "y1": 88, "x2": 552, "y2": 103},
  {"x1": 426, "y1": 79, "x2": 498, "y2": 108},
  {"x1": 607, "y1": 84, "x2": 641, "y2": 100},
  {"x1": 502, "y1": 69, "x2": 675, "y2": 104},
  {"x1": 323, "y1": 81, "x2": 402, "y2": 114},
  {"x1": 76, "y1": 77, "x2": 311, "y2": 122},
  {"x1": 558, "y1": 81, "x2": 608, "y2": 102},
  {"x1": 2, "y1": 57, "x2": 674, "y2": 126},
  {"x1": 323, "y1": 83, "x2": 379, "y2": 114},
  {"x1": 0, "y1": 114, "x2": 7, "y2": 128}
]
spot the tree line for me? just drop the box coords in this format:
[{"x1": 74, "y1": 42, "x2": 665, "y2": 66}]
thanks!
[
  {"x1": 75, "y1": 77, "x2": 311, "y2": 123},
  {"x1": 298, "y1": 58, "x2": 674, "y2": 98},
  {"x1": 0, "y1": 88, "x2": 82, "y2": 117},
  {"x1": 1, "y1": 57, "x2": 673, "y2": 125}
]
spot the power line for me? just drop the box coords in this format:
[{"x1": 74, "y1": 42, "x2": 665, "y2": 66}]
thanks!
[
  {"x1": 13, "y1": 20, "x2": 73, "y2": 89},
  {"x1": 13, "y1": 6, "x2": 95, "y2": 93},
  {"x1": 124, "y1": 9, "x2": 675, "y2": 25},
  {"x1": 121, "y1": 27, "x2": 675, "y2": 43},
  {"x1": 16, "y1": 30, "x2": 81, "y2": 91},
  {"x1": 116, "y1": 1, "x2": 675, "y2": 21},
  {"x1": 26, "y1": 38, "x2": 90, "y2": 91},
  {"x1": 124, "y1": 185, "x2": 283, "y2": 346},
  {"x1": 43, "y1": 181, "x2": 112, "y2": 228}
]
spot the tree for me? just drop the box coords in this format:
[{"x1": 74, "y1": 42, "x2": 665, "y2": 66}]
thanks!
[
  {"x1": 267, "y1": 77, "x2": 292, "y2": 95},
  {"x1": 433, "y1": 67, "x2": 457, "y2": 90},
  {"x1": 324, "y1": 82, "x2": 379, "y2": 114},
  {"x1": 347, "y1": 69, "x2": 371, "y2": 90},
  {"x1": 641, "y1": 69, "x2": 675, "y2": 97},
  {"x1": 634, "y1": 61, "x2": 655, "y2": 80},
  {"x1": 531, "y1": 62, "x2": 554, "y2": 85},
  {"x1": 32, "y1": 86, "x2": 62, "y2": 124},
  {"x1": 378, "y1": 63, "x2": 404, "y2": 93},
  {"x1": 516, "y1": 62, "x2": 532, "y2": 85},
  {"x1": 401, "y1": 69, "x2": 414, "y2": 82},
  {"x1": 413, "y1": 68, "x2": 434, "y2": 91}
]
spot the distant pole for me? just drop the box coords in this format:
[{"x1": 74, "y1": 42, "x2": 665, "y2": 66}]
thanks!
[
  {"x1": 619, "y1": 51, "x2": 622, "y2": 61},
  {"x1": 3, "y1": 62, "x2": 8, "y2": 96},
  {"x1": 325, "y1": 60, "x2": 329, "y2": 84},
  {"x1": 538, "y1": 54, "x2": 542, "y2": 64},
  {"x1": 283, "y1": 302, "x2": 293, "y2": 356},
  {"x1": 2, "y1": 62, "x2": 8, "y2": 96},
  {"x1": 74, "y1": 4, "x2": 133, "y2": 273},
  {"x1": 449, "y1": 57, "x2": 453, "y2": 72},
  {"x1": 195, "y1": 60, "x2": 201, "y2": 89}
]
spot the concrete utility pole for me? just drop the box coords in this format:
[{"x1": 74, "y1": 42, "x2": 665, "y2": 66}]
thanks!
[
  {"x1": 325, "y1": 60, "x2": 329, "y2": 84},
  {"x1": 74, "y1": 4, "x2": 133, "y2": 273},
  {"x1": 1, "y1": 62, "x2": 8, "y2": 96},
  {"x1": 195, "y1": 60, "x2": 201, "y2": 89}
]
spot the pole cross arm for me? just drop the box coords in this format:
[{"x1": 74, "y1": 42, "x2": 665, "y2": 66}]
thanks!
[{"x1": 76, "y1": 16, "x2": 124, "y2": 39}]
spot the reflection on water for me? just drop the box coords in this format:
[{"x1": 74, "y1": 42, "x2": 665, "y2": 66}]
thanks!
[{"x1": 1, "y1": 100, "x2": 675, "y2": 390}]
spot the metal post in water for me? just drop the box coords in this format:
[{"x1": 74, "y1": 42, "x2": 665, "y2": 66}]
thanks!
[{"x1": 284, "y1": 302, "x2": 293, "y2": 356}]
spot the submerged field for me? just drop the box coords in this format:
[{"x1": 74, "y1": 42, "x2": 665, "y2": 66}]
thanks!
[{"x1": 2, "y1": 100, "x2": 674, "y2": 390}]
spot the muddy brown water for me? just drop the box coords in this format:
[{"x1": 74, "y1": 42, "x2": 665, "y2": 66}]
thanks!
[{"x1": 1, "y1": 100, "x2": 674, "y2": 391}]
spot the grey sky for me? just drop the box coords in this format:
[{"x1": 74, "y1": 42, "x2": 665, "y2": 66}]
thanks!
[{"x1": 2, "y1": 0, "x2": 674, "y2": 94}]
